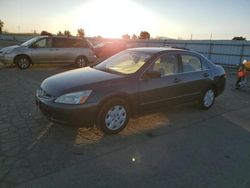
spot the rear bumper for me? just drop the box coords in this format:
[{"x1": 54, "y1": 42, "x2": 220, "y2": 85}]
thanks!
[
  {"x1": 216, "y1": 76, "x2": 226, "y2": 96},
  {"x1": 35, "y1": 97, "x2": 98, "y2": 127}
]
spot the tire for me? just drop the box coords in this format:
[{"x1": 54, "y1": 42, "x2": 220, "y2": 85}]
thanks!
[
  {"x1": 16, "y1": 55, "x2": 31, "y2": 69},
  {"x1": 199, "y1": 88, "x2": 215, "y2": 110},
  {"x1": 75, "y1": 56, "x2": 88, "y2": 68},
  {"x1": 97, "y1": 98, "x2": 130, "y2": 134}
]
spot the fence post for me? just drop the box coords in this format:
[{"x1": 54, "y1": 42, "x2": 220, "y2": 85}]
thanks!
[
  {"x1": 208, "y1": 42, "x2": 213, "y2": 60},
  {"x1": 163, "y1": 40, "x2": 167, "y2": 47},
  {"x1": 239, "y1": 44, "x2": 245, "y2": 65},
  {"x1": 184, "y1": 42, "x2": 187, "y2": 48}
]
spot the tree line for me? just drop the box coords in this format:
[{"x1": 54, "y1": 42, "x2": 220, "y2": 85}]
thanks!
[
  {"x1": 122, "y1": 31, "x2": 150, "y2": 40},
  {"x1": 41, "y1": 30, "x2": 151, "y2": 40},
  {"x1": 0, "y1": 19, "x2": 248, "y2": 40},
  {"x1": 0, "y1": 19, "x2": 151, "y2": 40},
  {"x1": 40, "y1": 28, "x2": 85, "y2": 38}
]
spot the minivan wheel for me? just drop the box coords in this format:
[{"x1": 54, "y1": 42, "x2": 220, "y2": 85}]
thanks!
[
  {"x1": 75, "y1": 56, "x2": 88, "y2": 68},
  {"x1": 199, "y1": 88, "x2": 215, "y2": 110},
  {"x1": 97, "y1": 99, "x2": 130, "y2": 134},
  {"x1": 16, "y1": 56, "x2": 31, "y2": 69}
]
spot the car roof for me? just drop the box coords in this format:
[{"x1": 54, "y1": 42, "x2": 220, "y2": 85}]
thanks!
[
  {"x1": 127, "y1": 47, "x2": 188, "y2": 53},
  {"x1": 40, "y1": 36, "x2": 85, "y2": 40}
]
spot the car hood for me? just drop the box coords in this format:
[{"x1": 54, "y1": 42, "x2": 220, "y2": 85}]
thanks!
[
  {"x1": 41, "y1": 67, "x2": 123, "y2": 96},
  {"x1": 0, "y1": 45, "x2": 20, "y2": 53}
]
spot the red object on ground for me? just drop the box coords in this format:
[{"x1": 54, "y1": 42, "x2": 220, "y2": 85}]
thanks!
[{"x1": 237, "y1": 70, "x2": 246, "y2": 78}]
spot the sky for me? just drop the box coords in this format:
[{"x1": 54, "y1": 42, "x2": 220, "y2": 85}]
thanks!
[{"x1": 0, "y1": 0, "x2": 250, "y2": 40}]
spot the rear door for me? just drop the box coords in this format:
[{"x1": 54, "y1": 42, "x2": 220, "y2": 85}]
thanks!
[
  {"x1": 177, "y1": 53, "x2": 210, "y2": 101},
  {"x1": 51, "y1": 38, "x2": 90, "y2": 63},
  {"x1": 51, "y1": 38, "x2": 72, "y2": 63},
  {"x1": 138, "y1": 53, "x2": 183, "y2": 111},
  {"x1": 66, "y1": 38, "x2": 89, "y2": 62}
]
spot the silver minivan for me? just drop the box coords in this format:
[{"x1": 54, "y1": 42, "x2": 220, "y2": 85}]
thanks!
[{"x1": 0, "y1": 36, "x2": 97, "y2": 69}]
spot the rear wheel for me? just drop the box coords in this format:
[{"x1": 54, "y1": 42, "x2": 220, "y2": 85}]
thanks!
[
  {"x1": 16, "y1": 56, "x2": 31, "y2": 69},
  {"x1": 97, "y1": 98, "x2": 130, "y2": 134},
  {"x1": 199, "y1": 88, "x2": 215, "y2": 110},
  {"x1": 75, "y1": 56, "x2": 88, "y2": 68}
]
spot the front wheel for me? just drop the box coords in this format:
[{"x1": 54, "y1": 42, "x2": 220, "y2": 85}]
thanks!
[
  {"x1": 97, "y1": 98, "x2": 130, "y2": 134},
  {"x1": 75, "y1": 56, "x2": 88, "y2": 68},
  {"x1": 199, "y1": 88, "x2": 215, "y2": 110},
  {"x1": 16, "y1": 56, "x2": 31, "y2": 69}
]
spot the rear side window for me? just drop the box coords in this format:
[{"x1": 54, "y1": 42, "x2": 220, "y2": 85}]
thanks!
[
  {"x1": 181, "y1": 55, "x2": 202, "y2": 73},
  {"x1": 67, "y1": 39, "x2": 89, "y2": 48},
  {"x1": 202, "y1": 60, "x2": 210, "y2": 70},
  {"x1": 52, "y1": 38, "x2": 68, "y2": 48}
]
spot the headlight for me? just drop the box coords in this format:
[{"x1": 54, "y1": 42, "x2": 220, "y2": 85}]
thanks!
[
  {"x1": 54, "y1": 90, "x2": 92, "y2": 104},
  {"x1": 2, "y1": 50, "x2": 13, "y2": 55}
]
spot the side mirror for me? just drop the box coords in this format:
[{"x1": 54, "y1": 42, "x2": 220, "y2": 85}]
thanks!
[
  {"x1": 143, "y1": 70, "x2": 161, "y2": 79},
  {"x1": 31, "y1": 43, "x2": 38, "y2": 48}
]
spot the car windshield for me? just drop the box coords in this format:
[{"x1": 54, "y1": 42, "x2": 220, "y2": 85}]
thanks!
[
  {"x1": 20, "y1": 37, "x2": 43, "y2": 47},
  {"x1": 94, "y1": 50, "x2": 152, "y2": 75}
]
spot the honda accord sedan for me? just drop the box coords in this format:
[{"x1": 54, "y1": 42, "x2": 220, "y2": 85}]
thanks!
[{"x1": 36, "y1": 47, "x2": 226, "y2": 134}]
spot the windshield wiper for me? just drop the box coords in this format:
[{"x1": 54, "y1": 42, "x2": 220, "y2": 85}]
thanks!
[{"x1": 98, "y1": 67, "x2": 124, "y2": 75}]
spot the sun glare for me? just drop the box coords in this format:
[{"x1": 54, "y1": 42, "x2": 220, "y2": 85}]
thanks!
[{"x1": 70, "y1": 0, "x2": 159, "y2": 38}]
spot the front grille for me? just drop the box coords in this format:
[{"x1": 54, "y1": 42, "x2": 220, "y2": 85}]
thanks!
[{"x1": 36, "y1": 88, "x2": 53, "y2": 100}]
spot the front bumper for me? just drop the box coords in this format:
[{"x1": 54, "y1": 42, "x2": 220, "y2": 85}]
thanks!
[
  {"x1": 0, "y1": 54, "x2": 14, "y2": 64},
  {"x1": 35, "y1": 96, "x2": 98, "y2": 127}
]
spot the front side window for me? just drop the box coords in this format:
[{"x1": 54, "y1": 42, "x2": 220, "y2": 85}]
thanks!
[
  {"x1": 181, "y1": 55, "x2": 202, "y2": 73},
  {"x1": 21, "y1": 37, "x2": 41, "y2": 47},
  {"x1": 94, "y1": 51, "x2": 152, "y2": 74},
  {"x1": 34, "y1": 38, "x2": 51, "y2": 48},
  {"x1": 152, "y1": 54, "x2": 178, "y2": 77}
]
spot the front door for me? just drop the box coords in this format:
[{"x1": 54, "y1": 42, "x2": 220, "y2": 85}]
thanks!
[
  {"x1": 30, "y1": 38, "x2": 54, "y2": 63},
  {"x1": 138, "y1": 53, "x2": 182, "y2": 112}
]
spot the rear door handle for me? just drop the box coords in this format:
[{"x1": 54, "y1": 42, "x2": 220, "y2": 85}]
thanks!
[
  {"x1": 174, "y1": 78, "x2": 182, "y2": 83},
  {"x1": 204, "y1": 73, "x2": 209, "y2": 78}
]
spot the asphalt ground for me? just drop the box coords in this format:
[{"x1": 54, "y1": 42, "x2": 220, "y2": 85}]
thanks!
[{"x1": 0, "y1": 44, "x2": 250, "y2": 187}]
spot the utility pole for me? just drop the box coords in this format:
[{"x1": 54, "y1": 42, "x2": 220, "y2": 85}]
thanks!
[
  {"x1": 210, "y1": 33, "x2": 213, "y2": 40},
  {"x1": 190, "y1": 34, "x2": 193, "y2": 40}
]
